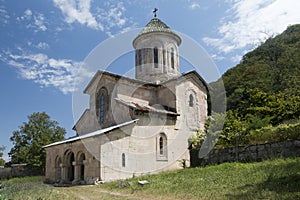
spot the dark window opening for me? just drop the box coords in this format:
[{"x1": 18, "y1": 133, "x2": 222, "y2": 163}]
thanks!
[
  {"x1": 154, "y1": 47, "x2": 158, "y2": 68},
  {"x1": 122, "y1": 153, "x2": 125, "y2": 167},
  {"x1": 96, "y1": 87, "x2": 108, "y2": 124},
  {"x1": 171, "y1": 48, "x2": 175, "y2": 69},
  {"x1": 138, "y1": 49, "x2": 142, "y2": 71},
  {"x1": 100, "y1": 94, "x2": 105, "y2": 123},
  {"x1": 189, "y1": 94, "x2": 194, "y2": 107},
  {"x1": 159, "y1": 137, "x2": 164, "y2": 155}
]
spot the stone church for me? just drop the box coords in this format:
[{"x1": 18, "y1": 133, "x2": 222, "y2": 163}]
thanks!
[{"x1": 44, "y1": 16, "x2": 208, "y2": 184}]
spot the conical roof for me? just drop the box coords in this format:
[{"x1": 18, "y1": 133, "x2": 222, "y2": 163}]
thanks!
[{"x1": 133, "y1": 18, "x2": 181, "y2": 45}]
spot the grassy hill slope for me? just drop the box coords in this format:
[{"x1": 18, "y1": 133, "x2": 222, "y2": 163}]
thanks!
[{"x1": 1, "y1": 158, "x2": 300, "y2": 199}]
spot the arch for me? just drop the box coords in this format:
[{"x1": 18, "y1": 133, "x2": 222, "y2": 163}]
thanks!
[
  {"x1": 55, "y1": 156, "x2": 62, "y2": 182},
  {"x1": 64, "y1": 150, "x2": 75, "y2": 182},
  {"x1": 77, "y1": 152, "x2": 86, "y2": 181},
  {"x1": 185, "y1": 89, "x2": 199, "y2": 129},
  {"x1": 96, "y1": 87, "x2": 109, "y2": 123},
  {"x1": 157, "y1": 133, "x2": 168, "y2": 160},
  {"x1": 166, "y1": 44, "x2": 177, "y2": 71}
]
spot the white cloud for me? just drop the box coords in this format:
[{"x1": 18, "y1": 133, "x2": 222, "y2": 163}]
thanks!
[
  {"x1": 27, "y1": 41, "x2": 49, "y2": 50},
  {"x1": 53, "y1": 0, "x2": 131, "y2": 36},
  {"x1": 24, "y1": 9, "x2": 32, "y2": 17},
  {"x1": 1, "y1": 49, "x2": 93, "y2": 94},
  {"x1": 17, "y1": 9, "x2": 47, "y2": 32},
  {"x1": 36, "y1": 42, "x2": 49, "y2": 49},
  {"x1": 189, "y1": 2, "x2": 200, "y2": 10},
  {"x1": 33, "y1": 13, "x2": 47, "y2": 31},
  {"x1": 210, "y1": 54, "x2": 225, "y2": 61},
  {"x1": 0, "y1": 5, "x2": 10, "y2": 24},
  {"x1": 53, "y1": 0, "x2": 101, "y2": 30},
  {"x1": 203, "y1": 0, "x2": 300, "y2": 54}
]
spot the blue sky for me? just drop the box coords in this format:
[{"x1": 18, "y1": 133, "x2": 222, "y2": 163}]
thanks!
[{"x1": 0, "y1": 0, "x2": 299, "y2": 161}]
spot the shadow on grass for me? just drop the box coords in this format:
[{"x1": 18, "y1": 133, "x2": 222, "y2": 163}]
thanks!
[{"x1": 226, "y1": 160, "x2": 300, "y2": 200}]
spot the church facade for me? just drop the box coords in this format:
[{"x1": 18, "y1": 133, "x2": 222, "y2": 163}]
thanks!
[{"x1": 44, "y1": 17, "x2": 208, "y2": 184}]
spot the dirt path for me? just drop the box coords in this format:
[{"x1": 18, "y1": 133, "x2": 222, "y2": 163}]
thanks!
[{"x1": 56, "y1": 185, "x2": 176, "y2": 200}]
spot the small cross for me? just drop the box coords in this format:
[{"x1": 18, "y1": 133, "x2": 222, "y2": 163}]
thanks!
[{"x1": 153, "y1": 8, "x2": 158, "y2": 18}]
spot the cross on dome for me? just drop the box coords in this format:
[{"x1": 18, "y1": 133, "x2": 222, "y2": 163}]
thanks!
[{"x1": 153, "y1": 8, "x2": 158, "y2": 18}]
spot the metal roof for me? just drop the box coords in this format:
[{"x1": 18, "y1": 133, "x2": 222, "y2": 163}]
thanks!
[{"x1": 43, "y1": 119, "x2": 138, "y2": 148}]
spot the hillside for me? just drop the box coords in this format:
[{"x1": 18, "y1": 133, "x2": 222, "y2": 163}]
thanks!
[{"x1": 211, "y1": 24, "x2": 300, "y2": 113}]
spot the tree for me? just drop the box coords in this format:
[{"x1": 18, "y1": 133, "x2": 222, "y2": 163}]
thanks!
[
  {"x1": 0, "y1": 146, "x2": 5, "y2": 166},
  {"x1": 9, "y1": 112, "x2": 66, "y2": 170}
]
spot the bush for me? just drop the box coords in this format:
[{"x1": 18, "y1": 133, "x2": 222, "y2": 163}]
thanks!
[{"x1": 246, "y1": 122, "x2": 300, "y2": 144}]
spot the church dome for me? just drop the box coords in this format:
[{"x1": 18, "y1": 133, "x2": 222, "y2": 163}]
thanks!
[
  {"x1": 133, "y1": 17, "x2": 182, "y2": 83},
  {"x1": 133, "y1": 18, "x2": 181, "y2": 46}
]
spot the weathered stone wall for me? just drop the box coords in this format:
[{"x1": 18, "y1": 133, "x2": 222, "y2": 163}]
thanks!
[
  {"x1": 0, "y1": 167, "x2": 11, "y2": 179},
  {"x1": 0, "y1": 164, "x2": 43, "y2": 179},
  {"x1": 190, "y1": 140, "x2": 300, "y2": 167}
]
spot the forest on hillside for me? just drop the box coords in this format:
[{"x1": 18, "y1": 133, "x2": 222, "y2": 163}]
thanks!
[{"x1": 192, "y1": 24, "x2": 300, "y2": 148}]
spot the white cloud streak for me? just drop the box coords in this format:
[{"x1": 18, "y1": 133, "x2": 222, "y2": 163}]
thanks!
[
  {"x1": 17, "y1": 9, "x2": 47, "y2": 32},
  {"x1": 53, "y1": 0, "x2": 101, "y2": 30},
  {"x1": 0, "y1": 4, "x2": 10, "y2": 24},
  {"x1": 1, "y1": 49, "x2": 93, "y2": 94},
  {"x1": 189, "y1": 2, "x2": 200, "y2": 10},
  {"x1": 53, "y1": 0, "x2": 130, "y2": 36},
  {"x1": 203, "y1": 0, "x2": 300, "y2": 54}
]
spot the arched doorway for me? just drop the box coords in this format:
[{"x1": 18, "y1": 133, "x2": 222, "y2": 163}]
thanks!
[
  {"x1": 66, "y1": 151, "x2": 75, "y2": 182},
  {"x1": 55, "y1": 156, "x2": 62, "y2": 182},
  {"x1": 77, "y1": 152, "x2": 85, "y2": 181}
]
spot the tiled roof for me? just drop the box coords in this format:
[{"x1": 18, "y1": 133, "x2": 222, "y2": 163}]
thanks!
[
  {"x1": 115, "y1": 98, "x2": 179, "y2": 116},
  {"x1": 135, "y1": 18, "x2": 181, "y2": 42}
]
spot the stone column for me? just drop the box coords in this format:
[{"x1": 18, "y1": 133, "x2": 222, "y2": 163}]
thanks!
[
  {"x1": 72, "y1": 161, "x2": 80, "y2": 184},
  {"x1": 60, "y1": 164, "x2": 66, "y2": 183}
]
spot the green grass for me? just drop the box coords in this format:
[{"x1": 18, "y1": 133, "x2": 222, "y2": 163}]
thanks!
[
  {"x1": 0, "y1": 176, "x2": 130, "y2": 200},
  {"x1": 100, "y1": 157, "x2": 300, "y2": 199},
  {"x1": 0, "y1": 158, "x2": 300, "y2": 199}
]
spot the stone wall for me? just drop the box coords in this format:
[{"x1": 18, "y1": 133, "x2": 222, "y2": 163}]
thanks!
[
  {"x1": 190, "y1": 140, "x2": 300, "y2": 167},
  {"x1": 0, "y1": 164, "x2": 43, "y2": 179},
  {"x1": 0, "y1": 167, "x2": 11, "y2": 179}
]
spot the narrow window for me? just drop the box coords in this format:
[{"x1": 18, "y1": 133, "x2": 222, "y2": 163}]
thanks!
[
  {"x1": 189, "y1": 94, "x2": 194, "y2": 107},
  {"x1": 157, "y1": 133, "x2": 167, "y2": 160},
  {"x1": 171, "y1": 48, "x2": 175, "y2": 69},
  {"x1": 100, "y1": 94, "x2": 105, "y2": 123},
  {"x1": 154, "y1": 47, "x2": 158, "y2": 68},
  {"x1": 96, "y1": 87, "x2": 108, "y2": 124},
  {"x1": 122, "y1": 153, "x2": 125, "y2": 167},
  {"x1": 138, "y1": 49, "x2": 142, "y2": 71},
  {"x1": 159, "y1": 137, "x2": 164, "y2": 155}
]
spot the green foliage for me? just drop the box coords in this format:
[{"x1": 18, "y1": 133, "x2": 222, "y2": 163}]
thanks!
[
  {"x1": 0, "y1": 146, "x2": 5, "y2": 166},
  {"x1": 8, "y1": 112, "x2": 66, "y2": 170},
  {"x1": 189, "y1": 112, "x2": 226, "y2": 149},
  {"x1": 177, "y1": 159, "x2": 188, "y2": 169},
  {"x1": 238, "y1": 88, "x2": 300, "y2": 125},
  {"x1": 247, "y1": 122, "x2": 300, "y2": 145},
  {"x1": 189, "y1": 129, "x2": 206, "y2": 149},
  {"x1": 211, "y1": 24, "x2": 300, "y2": 115},
  {"x1": 208, "y1": 25, "x2": 300, "y2": 147}
]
